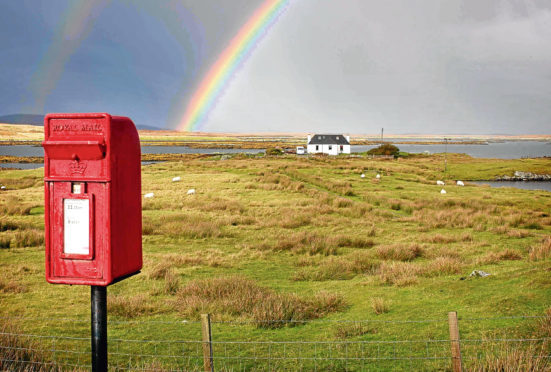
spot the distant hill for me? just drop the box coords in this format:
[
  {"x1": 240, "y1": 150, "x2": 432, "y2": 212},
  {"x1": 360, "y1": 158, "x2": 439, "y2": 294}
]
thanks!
[
  {"x1": 0, "y1": 113, "x2": 162, "y2": 130},
  {"x1": 0, "y1": 114, "x2": 44, "y2": 126}
]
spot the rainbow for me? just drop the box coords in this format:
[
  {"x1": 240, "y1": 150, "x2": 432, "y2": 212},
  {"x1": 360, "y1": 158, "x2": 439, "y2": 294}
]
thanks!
[{"x1": 177, "y1": 0, "x2": 289, "y2": 131}]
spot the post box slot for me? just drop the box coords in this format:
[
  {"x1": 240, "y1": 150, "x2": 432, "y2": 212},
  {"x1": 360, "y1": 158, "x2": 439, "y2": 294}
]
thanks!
[{"x1": 43, "y1": 140, "x2": 106, "y2": 160}]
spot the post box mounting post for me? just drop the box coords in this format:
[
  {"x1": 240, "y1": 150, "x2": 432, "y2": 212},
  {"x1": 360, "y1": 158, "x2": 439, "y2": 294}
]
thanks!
[{"x1": 91, "y1": 286, "x2": 107, "y2": 372}]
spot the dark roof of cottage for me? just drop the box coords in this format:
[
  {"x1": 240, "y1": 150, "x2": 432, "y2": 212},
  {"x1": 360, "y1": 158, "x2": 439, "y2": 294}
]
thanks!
[{"x1": 308, "y1": 134, "x2": 350, "y2": 145}]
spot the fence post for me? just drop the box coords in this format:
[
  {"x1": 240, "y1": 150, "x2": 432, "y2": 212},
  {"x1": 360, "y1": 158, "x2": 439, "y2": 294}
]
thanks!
[
  {"x1": 201, "y1": 314, "x2": 214, "y2": 372},
  {"x1": 448, "y1": 311, "x2": 463, "y2": 372}
]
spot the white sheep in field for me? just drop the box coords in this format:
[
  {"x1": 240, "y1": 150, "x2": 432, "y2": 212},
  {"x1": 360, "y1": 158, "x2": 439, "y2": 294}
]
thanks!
[
  {"x1": 436, "y1": 180, "x2": 445, "y2": 186},
  {"x1": 376, "y1": 174, "x2": 381, "y2": 179},
  {"x1": 172, "y1": 176, "x2": 181, "y2": 182},
  {"x1": 456, "y1": 180, "x2": 465, "y2": 186},
  {"x1": 440, "y1": 189, "x2": 447, "y2": 194},
  {"x1": 144, "y1": 193, "x2": 154, "y2": 198},
  {"x1": 187, "y1": 189, "x2": 196, "y2": 195},
  {"x1": 361, "y1": 174, "x2": 365, "y2": 178}
]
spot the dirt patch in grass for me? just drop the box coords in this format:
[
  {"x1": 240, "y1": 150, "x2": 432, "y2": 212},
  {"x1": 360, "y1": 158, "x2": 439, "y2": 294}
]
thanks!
[{"x1": 175, "y1": 276, "x2": 346, "y2": 328}]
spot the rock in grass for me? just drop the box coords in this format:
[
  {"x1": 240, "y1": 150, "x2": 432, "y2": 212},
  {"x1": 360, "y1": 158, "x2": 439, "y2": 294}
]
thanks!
[{"x1": 469, "y1": 270, "x2": 491, "y2": 277}]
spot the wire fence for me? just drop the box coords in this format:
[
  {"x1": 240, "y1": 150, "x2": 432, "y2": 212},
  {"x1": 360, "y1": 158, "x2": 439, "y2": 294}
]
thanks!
[{"x1": 1, "y1": 313, "x2": 550, "y2": 371}]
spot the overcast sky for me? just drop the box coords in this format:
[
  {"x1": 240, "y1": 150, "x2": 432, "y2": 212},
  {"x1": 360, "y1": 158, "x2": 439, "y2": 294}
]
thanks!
[{"x1": 1, "y1": 0, "x2": 550, "y2": 134}]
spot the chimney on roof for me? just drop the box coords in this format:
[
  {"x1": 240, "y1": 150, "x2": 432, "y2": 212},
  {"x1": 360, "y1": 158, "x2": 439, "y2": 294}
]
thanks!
[
  {"x1": 346, "y1": 135, "x2": 350, "y2": 143},
  {"x1": 307, "y1": 135, "x2": 311, "y2": 144}
]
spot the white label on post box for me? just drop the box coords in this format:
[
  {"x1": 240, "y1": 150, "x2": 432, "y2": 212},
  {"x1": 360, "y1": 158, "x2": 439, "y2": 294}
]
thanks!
[{"x1": 64, "y1": 199, "x2": 89, "y2": 255}]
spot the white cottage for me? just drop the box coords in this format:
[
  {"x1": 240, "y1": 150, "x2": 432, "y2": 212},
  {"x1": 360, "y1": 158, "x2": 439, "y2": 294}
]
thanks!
[{"x1": 307, "y1": 134, "x2": 351, "y2": 155}]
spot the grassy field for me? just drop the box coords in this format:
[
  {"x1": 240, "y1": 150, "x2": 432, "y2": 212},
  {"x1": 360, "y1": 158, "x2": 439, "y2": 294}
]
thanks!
[{"x1": 1, "y1": 153, "x2": 550, "y2": 370}]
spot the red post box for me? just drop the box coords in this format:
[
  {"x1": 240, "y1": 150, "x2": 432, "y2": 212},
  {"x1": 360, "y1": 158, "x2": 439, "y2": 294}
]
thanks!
[{"x1": 43, "y1": 113, "x2": 142, "y2": 286}]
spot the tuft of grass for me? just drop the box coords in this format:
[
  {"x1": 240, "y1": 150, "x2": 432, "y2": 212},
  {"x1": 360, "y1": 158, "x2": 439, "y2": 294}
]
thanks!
[
  {"x1": 333, "y1": 235, "x2": 375, "y2": 248},
  {"x1": 468, "y1": 343, "x2": 550, "y2": 372},
  {"x1": 176, "y1": 276, "x2": 345, "y2": 328},
  {"x1": 376, "y1": 244, "x2": 423, "y2": 261},
  {"x1": 379, "y1": 262, "x2": 421, "y2": 286},
  {"x1": 108, "y1": 294, "x2": 159, "y2": 318},
  {"x1": 333, "y1": 198, "x2": 353, "y2": 208},
  {"x1": 334, "y1": 323, "x2": 376, "y2": 339},
  {"x1": 163, "y1": 270, "x2": 181, "y2": 295},
  {"x1": 0, "y1": 218, "x2": 20, "y2": 231},
  {"x1": 529, "y1": 236, "x2": 551, "y2": 261},
  {"x1": 424, "y1": 232, "x2": 472, "y2": 244},
  {"x1": 293, "y1": 254, "x2": 379, "y2": 281},
  {"x1": 0, "y1": 322, "x2": 55, "y2": 371},
  {"x1": 478, "y1": 249, "x2": 523, "y2": 265},
  {"x1": 0, "y1": 278, "x2": 27, "y2": 293},
  {"x1": 273, "y1": 232, "x2": 338, "y2": 255},
  {"x1": 371, "y1": 297, "x2": 389, "y2": 315},
  {"x1": 148, "y1": 261, "x2": 173, "y2": 280},
  {"x1": 423, "y1": 257, "x2": 463, "y2": 277}
]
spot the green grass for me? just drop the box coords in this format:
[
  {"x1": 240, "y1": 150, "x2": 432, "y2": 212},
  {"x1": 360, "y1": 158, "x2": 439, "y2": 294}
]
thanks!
[{"x1": 0, "y1": 154, "x2": 550, "y2": 370}]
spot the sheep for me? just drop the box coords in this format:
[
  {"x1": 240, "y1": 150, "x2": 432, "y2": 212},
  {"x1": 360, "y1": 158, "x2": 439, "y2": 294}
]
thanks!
[
  {"x1": 0, "y1": 185, "x2": 5, "y2": 190},
  {"x1": 172, "y1": 176, "x2": 181, "y2": 182},
  {"x1": 144, "y1": 192, "x2": 154, "y2": 198},
  {"x1": 376, "y1": 174, "x2": 381, "y2": 179},
  {"x1": 436, "y1": 180, "x2": 445, "y2": 186},
  {"x1": 187, "y1": 189, "x2": 196, "y2": 195},
  {"x1": 361, "y1": 174, "x2": 365, "y2": 178},
  {"x1": 456, "y1": 180, "x2": 465, "y2": 186},
  {"x1": 440, "y1": 189, "x2": 447, "y2": 194}
]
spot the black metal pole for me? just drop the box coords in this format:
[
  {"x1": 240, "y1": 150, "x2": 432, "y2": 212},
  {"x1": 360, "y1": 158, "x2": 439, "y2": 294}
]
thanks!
[{"x1": 91, "y1": 285, "x2": 107, "y2": 372}]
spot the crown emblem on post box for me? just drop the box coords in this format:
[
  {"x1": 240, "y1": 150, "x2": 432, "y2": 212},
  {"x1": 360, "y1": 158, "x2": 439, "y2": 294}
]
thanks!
[{"x1": 70, "y1": 160, "x2": 87, "y2": 175}]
